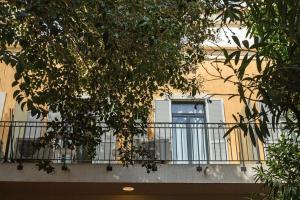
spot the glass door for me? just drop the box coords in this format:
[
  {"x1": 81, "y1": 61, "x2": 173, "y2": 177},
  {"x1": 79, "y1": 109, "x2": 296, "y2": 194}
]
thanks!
[{"x1": 172, "y1": 103, "x2": 208, "y2": 164}]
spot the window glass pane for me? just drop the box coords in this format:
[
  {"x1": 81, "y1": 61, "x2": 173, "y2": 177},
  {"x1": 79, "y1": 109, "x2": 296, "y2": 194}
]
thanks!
[{"x1": 172, "y1": 103, "x2": 204, "y2": 114}]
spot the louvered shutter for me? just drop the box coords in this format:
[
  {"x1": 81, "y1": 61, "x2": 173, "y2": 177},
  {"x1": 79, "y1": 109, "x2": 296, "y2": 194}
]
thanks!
[{"x1": 207, "y1": 99, "x2": 227, "y2": 162}]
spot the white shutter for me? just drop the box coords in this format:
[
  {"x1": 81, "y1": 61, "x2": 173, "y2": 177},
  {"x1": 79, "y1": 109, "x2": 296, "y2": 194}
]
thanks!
[
  {"x1": 13, "y1": 105, "x2": 43, "y2": 138},
  {"x1": 155, "y1": 100, "x2": 171, "y2": 123},
  {"x1": 11, "y1": 104, "x2": 27, "y2": 157},
  {"x1": 154, "y1": 99, "x2": 171, "y2": 140},
  {"x1": 25, "y1": 111, "x2": 43, "y2": 138},
  {"x1": 206, "y1": 99, "x2": 227, "y2": 162},
  {"x1": 13, "y1": 103, "x2": 29, "y2": 141},
  {"x1": 13, "y1": 103, "x2": 28, "y2": 121},
  {"x1": 0, "y1": 92, "x2": 6, "y2": 120},
  {"x1": 12, "y1": 104, "x2": 43, "y2": 160},
  {"x1": 207, "y1": 100, "x2": 225, "y2": 123}
]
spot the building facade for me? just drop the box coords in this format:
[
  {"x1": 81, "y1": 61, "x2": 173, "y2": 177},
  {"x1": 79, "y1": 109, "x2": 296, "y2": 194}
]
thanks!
[{"x1": 0, "y1": 26, "x2": 278, "y2": 200}]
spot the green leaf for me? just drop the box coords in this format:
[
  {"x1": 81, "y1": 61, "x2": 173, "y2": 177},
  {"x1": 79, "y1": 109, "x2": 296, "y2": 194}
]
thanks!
[
  {"x1": 245, "y1": 105, "x2": 252, "y2": 118},
  {"x1": 232, "y1": 35, "x2": 241, "y2": 48},
  {"x1": 222, "y1": 48, "x2": 229, "y2": 59},
  {"x1": 254, "y1": 123, "x2": 264, "y2": 142},
  {"x1": 16, "y1": 62, "x2": 24, "y2": 73},
  {"x1": 12, "y1": 81, "x2": 19, "y2": 87},
  {"x1": 242, "y1": 40, "x2": 249, "y2": 49},
  {"x1": 256, "y1": 54, "x2": 262, "y2": 72},
  {"x1": 13, "y1": 90, "x2": 20, "y2": 98},
  {"x1": 224, "y1": 50, "x2": 237, "y2": 64},
  {"x1": 240, "y1": 122, "x2": 248, "y2": 136},
  {"x1": 260, "y1": 118, "x2": 270, "y2": 138},
  {"x1": 252, "y1": 37, "x2": 260, "y2": 49},
  {"x1": 20, "y1": 102, "x2": 26, "y2": 111},
  {"x1": 234, "y1": 50, "x2": 240, "y2": 65},
  {"x1": 238, "y1": 54, "x2": 255, "y2": 80},
  {"x1": 16, "y1": 95, "x2": 24, "y2": 103}
]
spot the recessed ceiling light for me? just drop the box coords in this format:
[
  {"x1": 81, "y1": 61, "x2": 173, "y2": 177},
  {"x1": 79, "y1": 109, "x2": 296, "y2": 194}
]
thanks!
[{"x1": 122, "y1": 186, "x2": 134, "y2": 192}]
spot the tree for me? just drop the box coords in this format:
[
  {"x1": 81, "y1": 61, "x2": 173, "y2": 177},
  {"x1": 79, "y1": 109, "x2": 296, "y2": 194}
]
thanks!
[
  {"x1": 213, "y1": 0, "x2": 300, "y2": 199},
  {"x1": 254, "y1": 136, "x2": 300, "y2": 200},
  {"x1": 0, "y1": 0, "x2": 219, "y2": 171},
  {"x1": 215, "y1": 0, "x2": 300, "y2": 141}
]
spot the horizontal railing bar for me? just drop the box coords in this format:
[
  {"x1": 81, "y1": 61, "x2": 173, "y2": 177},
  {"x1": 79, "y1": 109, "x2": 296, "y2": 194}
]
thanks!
[{"x1": 0, "y1": 121, "x2": 287, "y2": 125}]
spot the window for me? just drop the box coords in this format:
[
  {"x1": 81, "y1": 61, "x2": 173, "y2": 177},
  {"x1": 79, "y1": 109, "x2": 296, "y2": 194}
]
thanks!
[{"x1": 155, "y1": 98, "x2": 228, "y2": 163}]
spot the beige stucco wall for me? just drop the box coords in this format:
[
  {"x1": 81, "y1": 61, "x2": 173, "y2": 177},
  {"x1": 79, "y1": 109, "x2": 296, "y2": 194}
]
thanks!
[
  {"x1": 0, "y1": 61, "x2": 17, "y2": 157},
  {"x1": 0, "y1": 52, "x2": 264, "y2": 161},
  {"x1": 0, "y1": 54, "x2": 258, "y2": 123},
  {"x1": 0, "y1": 61, "x2": 16, "y2": 121}
]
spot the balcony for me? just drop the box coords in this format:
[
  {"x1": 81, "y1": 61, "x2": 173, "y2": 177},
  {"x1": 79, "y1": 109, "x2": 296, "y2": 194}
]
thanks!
[
  {"x1": 0, "y1": 121, "x2": 282, "y2": 199},
  {"x1": 0, "y1": 121, "x2": 280, "y2": 169}
]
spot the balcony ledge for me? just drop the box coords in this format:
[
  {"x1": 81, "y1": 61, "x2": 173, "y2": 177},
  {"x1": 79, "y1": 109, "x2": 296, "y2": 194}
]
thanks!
[
  {"x1": 0, "y1": 163, "x2": 267, "y2": 200},
  {"x1": 0, "y1": 163, "x2": 260, "y2": 184}
]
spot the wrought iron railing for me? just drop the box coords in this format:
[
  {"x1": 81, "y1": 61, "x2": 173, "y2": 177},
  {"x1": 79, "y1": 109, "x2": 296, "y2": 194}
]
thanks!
[{"x1": 0, "y1": 121, "x2": 281, "y2": 166}]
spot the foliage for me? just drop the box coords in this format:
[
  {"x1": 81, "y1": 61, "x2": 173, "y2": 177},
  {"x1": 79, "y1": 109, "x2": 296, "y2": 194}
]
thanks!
[
  {"x1": 213, "y1": 1, "x2": 300, "y2": 199},
  {"x1": 0, "y1": 0, "x2": 219, "y2": 171},
  {"x1": 254, "y1": 136, "x2": 300, "y2": 200},
  {"x1": 36, "y1": 160, "x2": 55, "y2": 174},
  {"x1": 214, "y1": 0, "x2": 300, "y2": 142}
]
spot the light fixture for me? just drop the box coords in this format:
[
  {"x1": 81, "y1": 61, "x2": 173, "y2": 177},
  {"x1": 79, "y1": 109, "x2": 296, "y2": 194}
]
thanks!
[{"x1": 122, "y1": 186, "x2": 135, "y2": 192}]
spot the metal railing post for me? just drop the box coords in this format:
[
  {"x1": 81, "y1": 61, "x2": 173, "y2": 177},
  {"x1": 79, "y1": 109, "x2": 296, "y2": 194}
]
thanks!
[
  {"x1": 204, "y1": 123, "x2": 210, "y2": 165},
  {"x1": 238, "y1": 128, "x2": 246, "y2": 172}
]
